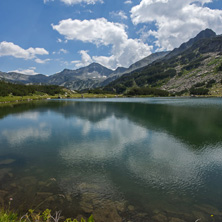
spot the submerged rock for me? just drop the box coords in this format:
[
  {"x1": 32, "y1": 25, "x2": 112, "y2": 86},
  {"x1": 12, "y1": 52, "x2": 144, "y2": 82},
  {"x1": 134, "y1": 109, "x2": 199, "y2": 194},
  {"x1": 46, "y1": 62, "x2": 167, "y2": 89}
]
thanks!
[
  {"x1": 152, "y1": 213, "x2": 168, "y2": 222},
  {"x1": 195, "y1": 204, "x2": 222, "y2": 216},
  {"x1": 115, "y1": 201, "x2": 126, "y2": 212},
  {"x1": 169, "y1": 217, "x2": 186, "y2": 222},
  {"x1": 128, "y1": 205, "x2": 135, "y2": 211},
  {"x1": 0, "y1": 159, "x2": 15, "y2": 165},
  {"x1": 0, "y1": 168, "x2": 12, "y2": 180},
  {"x1": 192, "y1": 211, "x2": 208, "y2": 222},
  {"x1": 93, "y1": 206, "x2": 122, "y2": 222}
]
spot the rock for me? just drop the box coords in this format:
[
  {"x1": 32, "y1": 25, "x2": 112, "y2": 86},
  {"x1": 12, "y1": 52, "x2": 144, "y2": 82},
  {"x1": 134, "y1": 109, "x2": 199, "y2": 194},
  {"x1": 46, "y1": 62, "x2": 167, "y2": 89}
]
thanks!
[
  {"x1": 93, "y1": 206, "x2": 122, "y2": 222},
  {"x1": 38, "y1": 181, "x2": 47, "y2": 186},
  {"x1": 169, "y1": 217, "x2": 186, "y2": 222},
  {"x1": 80, "y1": 193, "x2": 96, "y2": 213},
  {"x1": 128, "y1": 205, "x2": 135, "y2": 211},
  {"x1": 115, "y1": 201, "x2": 126, "y2": 212},
  {"x1": 8, "y1": 173, "x2": 13, "y2": 177},
  {"x1": 195, "y1": 204, "x2": 222, "y2": 216},
  {"x1": 0, "y1": 168, "x2": 11, "y2": 180},
  {"x1": 81, "y1": 203, "x2": 94, "y2": 214},
  {"x1": 152, "y1": 213, "x2": 168, "y2": 222},
  {"x1": 0, "y1": 159, "x2": 15, "y2": 165},
  {"x1": 78, "y1": 182, "x2": 100, "y2": 191},
  {"x1": 192, "y1": 211, "x2": 208, "y2": 222},
  {"x1": 136, "y1": 213, "x2": 148, "y2": 218},
  {"x1": 153, "y1": 209, "x2": 161, "y2": 214},
  {"x1": 19, "y1": 176, "x2": 37, "y2": 186}
]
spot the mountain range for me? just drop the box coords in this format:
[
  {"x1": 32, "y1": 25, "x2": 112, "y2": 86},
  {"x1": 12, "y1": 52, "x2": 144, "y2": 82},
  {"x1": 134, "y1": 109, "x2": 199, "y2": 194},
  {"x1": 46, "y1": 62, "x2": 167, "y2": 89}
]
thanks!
[
  {"x1": 103, "y1": 29, "x2": 222, "y2": 95},
  {"x1": 0, "y1": 28, "x2": 222, "y2": 95},
  {"x1": 0, "y1": 50, "x2": 169, "y2": 90}
]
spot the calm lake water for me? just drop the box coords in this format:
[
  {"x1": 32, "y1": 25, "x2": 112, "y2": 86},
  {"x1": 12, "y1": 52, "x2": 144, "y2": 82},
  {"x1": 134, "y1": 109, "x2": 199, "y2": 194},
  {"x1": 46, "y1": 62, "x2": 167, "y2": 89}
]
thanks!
[{"x1": 0, "y1": 98, "x2": 222, "y2": 222}]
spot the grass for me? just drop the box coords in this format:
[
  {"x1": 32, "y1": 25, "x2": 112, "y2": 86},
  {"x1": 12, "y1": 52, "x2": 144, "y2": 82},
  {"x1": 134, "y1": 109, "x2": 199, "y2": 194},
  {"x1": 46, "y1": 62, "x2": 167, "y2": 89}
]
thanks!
[
  {"x1": 0, "y1": 95, "x2": 57, "y2": 103},
  {"x1": 0, "y1": 209, "x2": 94, "y2": 222},
  {"x1": 0, "y1": 210, "x2": 18, "y2": 222},
  {"x1": 0, "y1": 93, "x2": 120, "y2": 105},
  {"x1": 209, "y1": 83, "x2": 222, "y2": 97},
  {"x1": 207, "y1": 58, "x2": 222, "y2": 66}
]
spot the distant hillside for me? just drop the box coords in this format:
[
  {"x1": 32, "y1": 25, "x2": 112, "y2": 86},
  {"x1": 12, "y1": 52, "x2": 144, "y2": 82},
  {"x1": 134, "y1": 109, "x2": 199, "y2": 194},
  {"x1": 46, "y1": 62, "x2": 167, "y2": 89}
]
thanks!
[
  {"x1": 0, "y1": 52, "x2": 169, "y2": 91},
  {"x1": 99, "y1": 51, "x2": 169, "y2": 86},
  {"x1": 103, "y1": 29, "x2": 222, "y2": 96},
  {"x1": 0, "y1": 71, "x2": 48, "y2": 84}
]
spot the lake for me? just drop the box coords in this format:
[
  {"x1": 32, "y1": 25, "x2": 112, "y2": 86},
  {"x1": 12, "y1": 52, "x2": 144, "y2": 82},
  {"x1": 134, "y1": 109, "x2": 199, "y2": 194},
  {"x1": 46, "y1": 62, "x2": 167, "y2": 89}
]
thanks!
[{"x1": 0, "y1": 98, "x2": 222, "y2": 222}]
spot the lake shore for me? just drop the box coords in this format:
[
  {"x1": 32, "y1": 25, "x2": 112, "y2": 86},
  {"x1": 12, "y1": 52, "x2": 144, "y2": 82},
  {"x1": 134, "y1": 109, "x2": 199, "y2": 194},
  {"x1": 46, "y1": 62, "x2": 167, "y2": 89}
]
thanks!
[
  {"x1": 0, "y1": 93, "x2": 121, "y2": 106},
  {"x1": 1, "y1": 93, "x2": 222, "y2": 107}
]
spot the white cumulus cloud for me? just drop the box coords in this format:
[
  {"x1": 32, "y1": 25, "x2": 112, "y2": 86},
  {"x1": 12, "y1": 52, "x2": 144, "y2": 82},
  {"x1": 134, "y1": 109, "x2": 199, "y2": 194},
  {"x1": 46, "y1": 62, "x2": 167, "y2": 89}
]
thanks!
[
  {"x1": 9, "y1": 67, "x2": 38, "y2": 75},
  {"x1": 131, "y1": 0, "x2": 222, "y2": 51},
  {"x1": 35, "y1": 58, "x2": 51, "y2": 64},
  {"x1": 124, "y1": 0, "x2": 132, "y2": 4},
  {"x1": 0, "y1": 41, "x2": 49, "y2": 59},
  {"x1": 44, "y1": 0, "x2": 103, "y2": 5},
  {"x1": 61, "y1": 0, "x2": 103, "y2": 4},
  {"x1": 71, "y1": 50, "x2": 93, "y2": 68},
  {"x1": 52, "y1": 18, "x2": 152, "y2": 69},
  {"x1": 44, "y1": 0, "x2": 54, "y2": 3},
  {"x1": 110, "y1": 10, "x2": 128, "y2": 20}
]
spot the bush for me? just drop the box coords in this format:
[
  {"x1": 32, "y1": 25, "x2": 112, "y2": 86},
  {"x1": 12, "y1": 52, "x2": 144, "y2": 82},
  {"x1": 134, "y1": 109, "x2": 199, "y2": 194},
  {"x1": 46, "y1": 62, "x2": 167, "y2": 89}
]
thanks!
[
  {"x1": 0, "y1": 81, "x2": 65, "y2": 97},
  {"x1": 206, "y1": 79, "x2": 216, "y2": 88},
  {"x1": 125, "y1": 87, "x2": 169, "y2": 97},
  {"x1": 88, "y1": 89, "x2": 112, "y2": 94},
  {"x1": 175, "y1": 89, "x2": 188, "y2": 96},
  {"x1": 217, "y1": 63, "x2": 222, "y2": 72},
  {"x1": 115, "y1": 84, "x2": 127, "y2": 94},
  {"x1": 189, "y1": 87, "x2": 209, "y2": 95}
]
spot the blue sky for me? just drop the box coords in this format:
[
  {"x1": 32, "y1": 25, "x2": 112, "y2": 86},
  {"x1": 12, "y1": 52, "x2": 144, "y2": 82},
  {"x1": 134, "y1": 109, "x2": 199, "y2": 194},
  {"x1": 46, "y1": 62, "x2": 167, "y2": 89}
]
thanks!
[{"x1": 0, "y1": 0, "x2": 222, "y2": 75}]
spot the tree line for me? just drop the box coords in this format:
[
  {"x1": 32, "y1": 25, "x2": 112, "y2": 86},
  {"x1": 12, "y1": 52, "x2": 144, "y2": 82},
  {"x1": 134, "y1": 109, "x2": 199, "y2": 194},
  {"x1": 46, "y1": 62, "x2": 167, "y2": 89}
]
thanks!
[{"x1": 0, "y1": 81, "x2": 64, "y2": 97}]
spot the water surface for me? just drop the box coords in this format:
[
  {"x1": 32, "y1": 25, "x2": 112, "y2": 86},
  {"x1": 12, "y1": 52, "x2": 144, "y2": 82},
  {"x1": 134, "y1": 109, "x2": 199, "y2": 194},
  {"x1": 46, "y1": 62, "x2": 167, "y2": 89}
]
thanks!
[{"x1": 0, "y1": 98, "x2": 222, "y2": 221}]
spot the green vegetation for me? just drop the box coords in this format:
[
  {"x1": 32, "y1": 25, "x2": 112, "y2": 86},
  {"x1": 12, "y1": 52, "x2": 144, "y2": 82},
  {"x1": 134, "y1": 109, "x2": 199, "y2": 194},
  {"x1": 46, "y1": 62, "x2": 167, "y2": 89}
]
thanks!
[
  {"x1": 206, "y1": 79, "x2": 216, "y2": 88},
  {"x1": 189, "y1": 87, "x2": 209, "y2": 95},
  {"x1": 104, "y1": 65, "x2": 177, "y2": 94},
  {"x1": 182, "y1": 56, "x2": 208, "y2": 71},
  {"x1": 207, "y1": 58, "x2": 221, "y2": 66},
  {"x1": 88, "y1": 88, "x2": 115, "y2": 94},
  {"x1": 0, "y1": 81, "x2": 65, "y2": 97},
  {"x1": 103, "y1": 46, "x2": 213, "y2": 94},
  {"x1": 125, "y1": 87, "x2": 169, "y2": 97},
  {"x1": 0, "y1": 210, "x2": 18, "y2": 222},
  {"x1": 0, "y1": 80, "x2": 120, "y2": 105},
  {"x1": 174, "y1": 89, "x2": 189, "y2": 96},
  {"x1": 0, "y1": 209, "x2": 94, "y2": 222},
  {"x1": 216, "y1": 62, "x2": 222, "y2": 72}
]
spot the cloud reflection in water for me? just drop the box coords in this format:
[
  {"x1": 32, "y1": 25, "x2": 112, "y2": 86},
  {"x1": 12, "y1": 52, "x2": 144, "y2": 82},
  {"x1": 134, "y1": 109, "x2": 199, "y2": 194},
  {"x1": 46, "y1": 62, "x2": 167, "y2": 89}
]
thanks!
[
  {"x1": 60, "y1": 115, "x2": 148, "y2": 162},
  {"x1": 2, "y1": 122, "x2": 51, "y2": 145}
]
